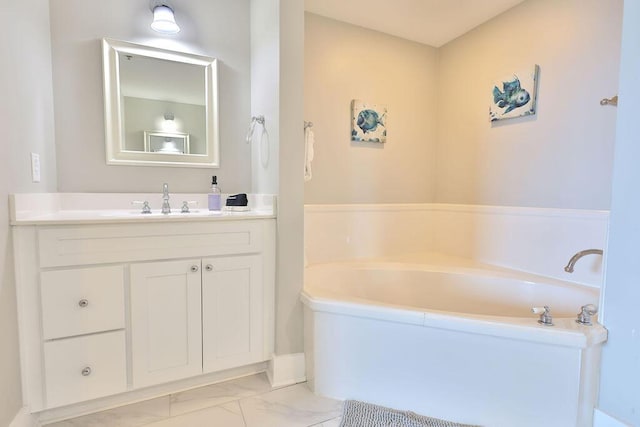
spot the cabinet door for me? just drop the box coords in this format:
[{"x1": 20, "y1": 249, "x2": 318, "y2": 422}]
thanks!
[
  {"x1": 202, "y1": 255, "x2": 264, "y2": 373},
  {"x1": 130, "y1": 259, "x2": 202, "y2": 388}
]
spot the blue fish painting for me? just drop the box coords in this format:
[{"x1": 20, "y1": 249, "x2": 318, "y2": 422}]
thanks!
[
  {"x1": 489, "y1": 65, "x2": 539, "y2": 122},
  {"x1": 492, "y1": 76, "x2": 530, "y2": 114},
  {"x1": 351, "y1": 100, "x2": 387, "y2": 143},
  {"x1": 356, "y1": 109, "x2": 386, "y2": 134}
]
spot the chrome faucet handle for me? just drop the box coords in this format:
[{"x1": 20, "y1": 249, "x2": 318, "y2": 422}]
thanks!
[
  {"x1": 576, "y1": 304, "x2": 598, "y2": 326},
  {"x1": 181, "y1": 201, "x2": 198, "y2": 213},
  {"x1": 532, "y1": 306, "x2": 554, "y2": 326},
  {"x1": 131, "y1": 200, "x2": 152, "y2": 214}
]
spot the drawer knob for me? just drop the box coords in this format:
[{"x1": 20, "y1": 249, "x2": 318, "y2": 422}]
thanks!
[
  {"x1": 190, "y1": 265, "x2": 199, "y2": 273},
  {"x1": 78, "y1": 299, "x2": 89, "y2": 308},
  {"x1": 205, "y1": 264, "x2": 213, "y2": 272},
  {"x1": 81, "y1": 367, "x2": 92, "y2": 376}
]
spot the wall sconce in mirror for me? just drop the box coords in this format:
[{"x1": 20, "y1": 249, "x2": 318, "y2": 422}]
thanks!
[
  {"x1": 151, "y1": 4, "x2": 180, "y2": 34},
  {"x1": 162, "y1": 113, "x2": 177, "y2": 132},
  {"x1": 102, "y1": 38, "x2": 219, "y2": 168}
]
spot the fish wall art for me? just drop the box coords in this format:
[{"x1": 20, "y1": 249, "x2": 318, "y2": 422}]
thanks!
[
  {"x1": 490, "y1": 65, "x2": 540, "y2": 122},
  {"x1": 351, "y1": 100, "x2": 387, "y2": 143}
]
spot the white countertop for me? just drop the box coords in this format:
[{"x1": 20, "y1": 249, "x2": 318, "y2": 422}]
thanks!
[{"x1": 10, "y1": 193, "x2": 276, "y2": 225}]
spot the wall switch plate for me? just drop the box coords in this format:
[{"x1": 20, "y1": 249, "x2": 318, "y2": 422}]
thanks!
[{"x1": 31, "y1": 153, "x2": 41, "y2": 183}]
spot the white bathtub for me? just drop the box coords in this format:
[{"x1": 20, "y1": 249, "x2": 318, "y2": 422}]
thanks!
[{"x1": 301, "y1": 258, "x2": 607, "y2": 427}]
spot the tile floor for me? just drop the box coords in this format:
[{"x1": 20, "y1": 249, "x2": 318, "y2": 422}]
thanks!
[{"x1": 46, "y1": 374, "x2": 343, "y2": 427}]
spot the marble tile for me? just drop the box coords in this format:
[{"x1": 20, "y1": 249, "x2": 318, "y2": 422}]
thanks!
[
  {"x1": 46, "y1": 396, "x2": 171, "y2": 427},
  {"x1": 170, "y1": 373, "x2": 272, "y2": 416},
  {"x1": 141, "y1": 401, "x2": 245, "y2": 427},
  {"x1": 317, "y1": 417, "x2": 342, "y2": 427},
  {"x1": 240, "y1": 383, "x2": 342, "y2": 427}
]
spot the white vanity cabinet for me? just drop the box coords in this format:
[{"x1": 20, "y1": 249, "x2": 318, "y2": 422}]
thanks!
[
  {"x1": 12, "y1": 215, "x2": 275, "y2": 415},
  {"x1": 130, "y1": 254, "x2": 265, "y2": 388}
]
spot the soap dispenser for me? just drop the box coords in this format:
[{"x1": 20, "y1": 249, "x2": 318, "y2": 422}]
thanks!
[{"x1": 208, "y1": 176, "x2": 222, "y2": 211}]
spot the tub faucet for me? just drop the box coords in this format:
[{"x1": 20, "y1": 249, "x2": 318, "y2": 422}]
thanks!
[
  {"x1": 564, "y1": 249, "x2": 603, "y2": 273},
  {"x1": 576, "y1": 304, "x2": 598, "y2": 326},
  {"x1": 532, "y1": 306, "x2": 553, "y2": 326},
  {"x1": 161, "y1": 183, "x2": 171, "y2": 214}
]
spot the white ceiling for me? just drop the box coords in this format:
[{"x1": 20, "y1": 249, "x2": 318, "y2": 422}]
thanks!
[{"x1": 304, "y1": 0, "x2": 527, "y2": 47}]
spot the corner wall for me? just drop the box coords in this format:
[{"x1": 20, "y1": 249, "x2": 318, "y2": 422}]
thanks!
[
  {"x1": 436, "y1": 0, "x2": 622, "y2": 209},
  {"x1": 304, "y1": 13, "x2": 439, "y2": 204},
  {"x1": 304, "y1": 1, "x2": 622, "y2": 209},
  {"x1": 1, "y1": 0, "x2": 58, "y2": 424}
]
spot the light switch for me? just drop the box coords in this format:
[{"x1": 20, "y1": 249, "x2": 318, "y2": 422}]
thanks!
[{"x1": 31, "y1": 153, "x2": 41, "y2": 183}]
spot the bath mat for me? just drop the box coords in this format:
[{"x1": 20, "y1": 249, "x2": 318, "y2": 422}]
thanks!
[{"x1": 339, "y1": 400, "x2": 480, "y2": 427}]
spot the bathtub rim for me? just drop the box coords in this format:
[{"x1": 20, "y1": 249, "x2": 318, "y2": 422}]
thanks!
[{"x1": 302, "y1": 259, "x2": 607, "y2": 349}]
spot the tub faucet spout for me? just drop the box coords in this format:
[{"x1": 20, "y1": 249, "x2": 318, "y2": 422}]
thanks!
[{"x1": 564, "y1": 249, "x2": 603, "y2": 273}]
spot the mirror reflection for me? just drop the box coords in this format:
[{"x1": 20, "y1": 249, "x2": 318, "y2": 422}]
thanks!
[{"x1": 102, "y1": 38, "x2": 219, "y2": 168}]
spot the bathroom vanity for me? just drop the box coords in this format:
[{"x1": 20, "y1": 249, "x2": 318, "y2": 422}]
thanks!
[{"x1": 10, "y1": 193, "x2": 276, "y2": 419}]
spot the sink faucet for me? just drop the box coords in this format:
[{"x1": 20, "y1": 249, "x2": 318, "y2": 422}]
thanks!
[
  {"x1": 161, "y1": 183, "x2": 171, "y2": 214},
  {"x1": 564, "y1": 249, "x2": 603, "y2": 273}
]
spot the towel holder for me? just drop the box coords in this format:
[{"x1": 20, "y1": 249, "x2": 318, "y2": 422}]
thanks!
[
  {"x1": 304, "y1": 121, "x2": 313, "y2": 130},
  {"x1": 246, "y1": 116, "x2": 265, "y2": 143},
  {"x1": 246, "y1": 115, "x2": 270, "y2": 168}
]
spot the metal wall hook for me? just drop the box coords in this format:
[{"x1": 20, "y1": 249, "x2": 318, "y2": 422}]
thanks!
[{"x1": 600, "y1": 95, "x2": 618, "y2": 106}]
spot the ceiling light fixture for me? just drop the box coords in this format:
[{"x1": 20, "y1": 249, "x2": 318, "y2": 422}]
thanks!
[{"x1": 151, "y1": 4, "x2": 180, "y2": 34}]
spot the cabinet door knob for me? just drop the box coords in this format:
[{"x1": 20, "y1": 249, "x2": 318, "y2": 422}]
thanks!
[
  {"x1": 190, "y1": 265, "x2": 199, "y2": 273},
  {"x1": 81, "y1": 367, "x2": 92, "y2": 376},
  {"x1": 205, "y1": 264, "x2": 213, "y2": 272},
  {"x1": 78, "y1": 299, "x2": 89, "y2": 308}
]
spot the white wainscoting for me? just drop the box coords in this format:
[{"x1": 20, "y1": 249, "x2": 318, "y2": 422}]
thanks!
[
  {"x1": 305, "y1": 204, "x2": 609, "y2": 288},
  {"x1": 304, "y1": 204, "x2": 434, "y2": 265}
]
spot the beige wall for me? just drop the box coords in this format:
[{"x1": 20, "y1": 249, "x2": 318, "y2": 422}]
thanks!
[
  {"x1": 304, "y1": 13, "x2": 439, "y2": 204},
  {"x1": 49, "y1": 0, "x2": 251, "y2": 194},
  {"x1": 436, "y1": 0, "x2": 622, "y2": 209},
  {"x1": 1, "y1": 0, "x2": 58, "y2": 424},
  {"x1": 305, "y1": 1, "x2": 622, "y2": 210}
]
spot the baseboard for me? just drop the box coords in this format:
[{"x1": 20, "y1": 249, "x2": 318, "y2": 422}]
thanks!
[
  {"x1": 9, "y1": 407, "x2": 38, "y2": 427},
  {"x1": 594, "y1": 409, "x2": 632, "y2": 427},
  {"x1": 267, "y1": 353, "x2": 306, "y2": 388}
]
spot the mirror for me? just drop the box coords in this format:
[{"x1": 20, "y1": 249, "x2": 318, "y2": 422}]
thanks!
[{"x1": 102, "y1": 38, "x2": 219, "y2": 167}]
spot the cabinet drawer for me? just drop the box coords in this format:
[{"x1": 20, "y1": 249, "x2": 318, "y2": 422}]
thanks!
[
  {"x1": 43, "y1": 330, "x2": 127, "y2": 408},
  {"x1": 38, "y1": 221, "x2": 264, "y2": 267},
  {"x1": 40, "y1": 266, "x2": 125, "y2": 340}
]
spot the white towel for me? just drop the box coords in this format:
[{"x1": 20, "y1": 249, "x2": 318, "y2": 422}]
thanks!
[{"x1": 304, "y1": 127, "x2": 315, "y2": 181}]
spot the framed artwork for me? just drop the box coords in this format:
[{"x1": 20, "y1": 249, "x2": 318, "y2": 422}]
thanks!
[
  {"x1": 351, "y1": 100, "x2": 387, "y2": 143},
  {"x1": 144, "y1": 131, "x2": 190, "y2": 154},
  {"x1": 490, "y1": 65, "x2": 540, "y2": 122}
]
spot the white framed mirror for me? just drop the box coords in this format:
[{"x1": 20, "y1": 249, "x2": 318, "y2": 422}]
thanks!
[{"x1": 102, "y1": 38, "x2": 219, "y2": 168}]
